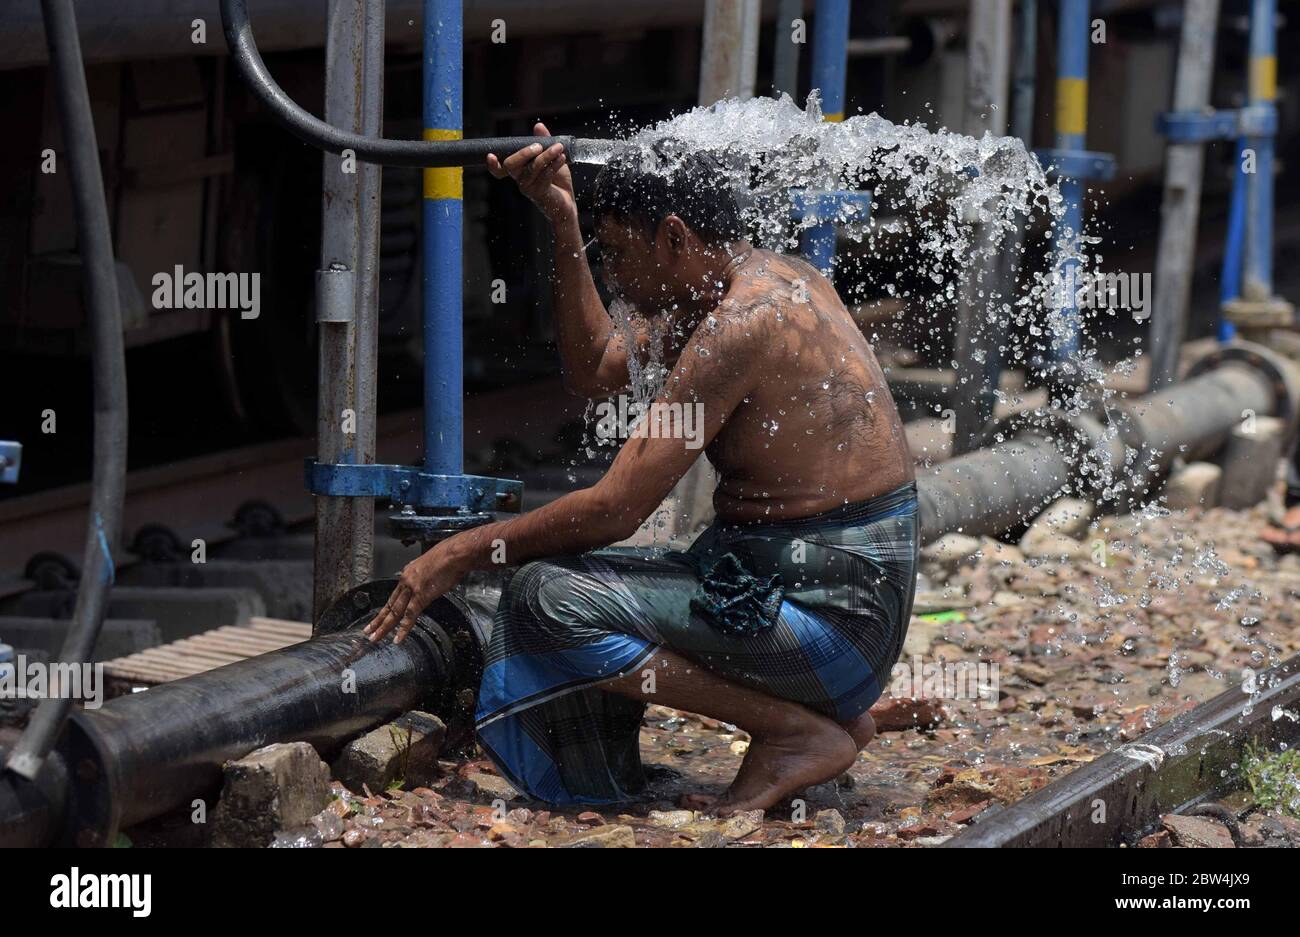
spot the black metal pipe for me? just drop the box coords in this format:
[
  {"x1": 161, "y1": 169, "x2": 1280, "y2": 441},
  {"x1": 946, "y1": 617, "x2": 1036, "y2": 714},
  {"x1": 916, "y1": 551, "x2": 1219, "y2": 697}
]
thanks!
[
  {"x1": 219, "y1": 0, "x2": 609, "y2": 167},
  {"x1": 2, "y1": 587, "x2": 486, "y2": 847},
  {"x1": 6, "y1": 0, "x2": 129, "y2": 783}
]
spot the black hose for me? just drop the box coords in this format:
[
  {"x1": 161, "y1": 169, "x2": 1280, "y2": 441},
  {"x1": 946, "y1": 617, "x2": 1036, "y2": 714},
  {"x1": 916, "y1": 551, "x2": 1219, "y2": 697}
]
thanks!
[
  {"x1": 5, "y1": 0, "x2": 128, "y2": 782},
  {"x1": 220, "y1": 0, "x2": 599, "y2": 168}
]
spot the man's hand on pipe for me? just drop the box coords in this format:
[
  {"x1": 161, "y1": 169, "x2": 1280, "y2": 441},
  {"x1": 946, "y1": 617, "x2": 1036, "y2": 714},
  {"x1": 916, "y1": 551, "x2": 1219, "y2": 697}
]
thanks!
[
  {"x1": 363, "y1": 541, "x2": 469, "y2": 644},
  {"x1": 486, "y1": 121, "x2": 577, "y2": 226}
]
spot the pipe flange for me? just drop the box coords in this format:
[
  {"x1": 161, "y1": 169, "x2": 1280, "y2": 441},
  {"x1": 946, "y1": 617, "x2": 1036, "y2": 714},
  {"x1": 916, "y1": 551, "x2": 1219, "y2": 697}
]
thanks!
[
  {"x1": 1185, "y1": 341, "x2": 1299, "y2": 432},
  {"x1": 315, "y1": 579, "x2": 485, "y2": 747},
  {"x1": 388, "y1": 511, "x2": 494, "y2": 547}
]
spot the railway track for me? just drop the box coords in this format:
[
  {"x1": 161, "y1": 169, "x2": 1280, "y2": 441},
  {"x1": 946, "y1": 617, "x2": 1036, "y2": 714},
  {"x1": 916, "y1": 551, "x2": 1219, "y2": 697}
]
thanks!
[{"x1": 947, "y1": 652, "x2": 1300, "y2": 848}]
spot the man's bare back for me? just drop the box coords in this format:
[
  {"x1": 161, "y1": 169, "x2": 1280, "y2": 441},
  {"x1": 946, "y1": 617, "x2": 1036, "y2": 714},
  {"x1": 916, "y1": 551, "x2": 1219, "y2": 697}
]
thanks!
[{"x1": 679, "y1": 250, "x2": 914, "y2": 523}]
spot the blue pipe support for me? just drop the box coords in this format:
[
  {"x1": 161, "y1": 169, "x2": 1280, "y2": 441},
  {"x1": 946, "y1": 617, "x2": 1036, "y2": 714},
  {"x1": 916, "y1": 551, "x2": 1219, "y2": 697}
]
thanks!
[
  {"x1": 1218, "y1": 138, "x2": 1247, "y2": 341},
  {"x1": 305, "y1": 461, "x2": 521, "y2": 512},
  {"x1": 810, "y1": 0, "x2": 851, "y2": 121},
  {"x1": 1243, "y1": 0, "x2": 1277, "y2": 298},
  {"x1": 1048, "y1": 0, "x2": 1091, "y2": 361},
  {"x1": 0, "y1": 440, "x2": 20, "y2": 484},
  {"x1": 423, "y1": 0, "x2": 464, "y2": 477},
  {"x1": 791, "y1": 190, "x2": 872, "y2": 275}
]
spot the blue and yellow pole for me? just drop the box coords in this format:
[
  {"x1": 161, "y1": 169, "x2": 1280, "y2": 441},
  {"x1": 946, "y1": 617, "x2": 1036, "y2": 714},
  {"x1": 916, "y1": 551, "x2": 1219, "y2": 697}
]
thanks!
[
  {"x1": 423, "y1": 0, "x2": 463, "y2": 480},
  {"x1": 810, "y1": 0, "x2": 850, "y2": 122},
  {"x1": 1051, "y1": 0, "x2": 1090, "y2": 360},
  {"x1": 1243, "y1": 0, "x2": 1277, "y2": 299}
]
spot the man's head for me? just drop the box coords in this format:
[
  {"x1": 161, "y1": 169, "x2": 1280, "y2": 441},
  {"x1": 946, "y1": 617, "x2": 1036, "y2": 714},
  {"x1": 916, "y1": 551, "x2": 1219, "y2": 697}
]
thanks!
[{"x1": 591, "y1": 140, "x2": 745, "y2": 313}]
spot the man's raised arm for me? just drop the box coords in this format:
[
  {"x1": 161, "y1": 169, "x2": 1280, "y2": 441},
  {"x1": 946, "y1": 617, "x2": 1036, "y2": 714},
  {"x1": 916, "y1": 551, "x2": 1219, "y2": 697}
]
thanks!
[{"x1": 487, "y1": 122, "x2": 635, "y2": 398}]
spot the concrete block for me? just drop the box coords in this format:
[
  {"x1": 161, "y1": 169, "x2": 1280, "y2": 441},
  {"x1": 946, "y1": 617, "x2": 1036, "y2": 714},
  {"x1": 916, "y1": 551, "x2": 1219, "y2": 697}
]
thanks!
[
  {"x1": 1, "y1": 588, "x2": 266, "y2": 642},
  {"x1": 1023, "y1": 497, "x2": 1094, "y2": 540},
  {"x1": 211, "y1": 742, "x2": 331, "y2": 848},
  {"x1": 1219, "y1": 416, "x2": 1286, "y2": 510},
  {"x1": 121, "y1": 560, "x2": 313, "y2": 621},
  {"x1": 331, "y1": 711, "x2": 447, "y2": 793},
  {"x1": 0, "y1": 617, "x2": 161, "y2": 661},
  {"x1": 920, "y1": 533, "x2": 982, "y2": 574},
  {"x1": 1163, "y1": 462, "x2": 1223, "y2": 510}
]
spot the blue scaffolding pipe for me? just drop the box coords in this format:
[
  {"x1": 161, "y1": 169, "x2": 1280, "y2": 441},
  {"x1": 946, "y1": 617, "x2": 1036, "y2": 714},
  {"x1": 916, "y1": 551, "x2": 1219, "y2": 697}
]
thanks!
[
  {"x1": 1243, "y1": 0, "x2": 1277, "y2": 299},
  {"x1": 810, "y1": 0, "x2": 850, "y2": 121},
  {"x1": 1050, "y1": 0, "x2": 1090, "y2": 361},
  {"x1": 423, "y1": 0, "x2": 464, "y2": 478},
  {"x1": 1219, "y1": 137, "x2": 1246, "y2": 341}
]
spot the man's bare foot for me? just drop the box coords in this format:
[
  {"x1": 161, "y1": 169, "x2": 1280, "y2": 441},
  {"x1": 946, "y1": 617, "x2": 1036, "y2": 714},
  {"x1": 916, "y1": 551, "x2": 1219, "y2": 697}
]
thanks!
[
  {"x1": 1262, "y1": 505, "x2": 1300, "y2": 554},
  {"x1": 839, "y1": 709, "x2": 876, "y2": 751},
  {"x1": 686, "y1": 715, "x2": 857, "y2": 816}
]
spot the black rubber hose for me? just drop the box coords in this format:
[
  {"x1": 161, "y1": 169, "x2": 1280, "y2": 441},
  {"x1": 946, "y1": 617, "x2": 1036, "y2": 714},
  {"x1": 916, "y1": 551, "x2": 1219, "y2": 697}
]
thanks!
[
  {"x1": 5, "y1": 0, "x2": 128, "y2": 782},
  {"x1": 220, "y1": 0, "x2": 601, "y2": 168}
]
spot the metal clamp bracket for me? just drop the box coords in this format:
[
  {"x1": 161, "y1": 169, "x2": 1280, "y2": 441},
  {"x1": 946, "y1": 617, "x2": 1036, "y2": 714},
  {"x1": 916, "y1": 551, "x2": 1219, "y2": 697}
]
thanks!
[
  {"x1": 0, "y1": 441, "x2": 21, "y2": 484},
  {"x1": 1155, "y1": 104, "x2": 1277, "y2": 143},
  {"x1": 304, "y1": 460, "x2": 523, "y2": 513},
  {"x1": 1033, "y1": 148, "x2": 1117, "y2": 182}
]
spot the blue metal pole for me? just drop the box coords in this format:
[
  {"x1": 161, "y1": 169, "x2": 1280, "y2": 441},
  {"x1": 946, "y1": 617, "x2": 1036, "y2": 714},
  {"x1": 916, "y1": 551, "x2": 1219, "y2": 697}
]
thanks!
[
  {"x1": 810, "y1": 0, "x2": 851, "y2": 121},
  {"x1": 1243, "y1": 0, "x2": 1276, "y2": 299},
  {"x1": 1218, "y1": 137, "x2": 1246, "y2": 341},
  {"x1": 423, "y1": 0, "x2": 463, "y2": 478},
  {"x1": 1051, "y1": 0, "x2": 1090, "y2": 360}
]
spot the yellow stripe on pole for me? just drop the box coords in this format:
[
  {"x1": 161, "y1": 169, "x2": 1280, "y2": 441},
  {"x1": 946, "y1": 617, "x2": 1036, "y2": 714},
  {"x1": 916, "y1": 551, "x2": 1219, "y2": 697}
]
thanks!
[
  {"x1": 823, "y1": 112, "x2": 844, "y2": 123},
  {"x1": 1055, "y1": 78, "x2": 1087, "y2": 136},
  {"x1": 1250, "y1": 56, "x2": 1277, "y2": 102},
  {"x1": 423, "y1": 128, "x2": 463, "y2": 200}
]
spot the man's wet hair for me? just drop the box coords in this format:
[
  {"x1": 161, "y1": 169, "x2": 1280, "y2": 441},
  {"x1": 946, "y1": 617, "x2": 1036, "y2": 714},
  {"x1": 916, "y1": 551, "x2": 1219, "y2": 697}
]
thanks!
[{"x1": 592, "y1": 139, "x2": 745, "y2": 246}]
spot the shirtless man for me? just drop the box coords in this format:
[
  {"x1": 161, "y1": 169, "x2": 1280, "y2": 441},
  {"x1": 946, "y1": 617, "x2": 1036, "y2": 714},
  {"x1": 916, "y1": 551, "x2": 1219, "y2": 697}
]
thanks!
[{"x1": 365, "y1": 124, "x2": 918, "y2": 813}]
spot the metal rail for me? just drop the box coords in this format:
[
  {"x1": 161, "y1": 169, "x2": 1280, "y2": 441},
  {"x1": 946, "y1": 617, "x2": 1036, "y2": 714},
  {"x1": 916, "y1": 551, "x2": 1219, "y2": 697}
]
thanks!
[{"x1": 947, "y1": 652, "x2": 1300, "y2": 847}]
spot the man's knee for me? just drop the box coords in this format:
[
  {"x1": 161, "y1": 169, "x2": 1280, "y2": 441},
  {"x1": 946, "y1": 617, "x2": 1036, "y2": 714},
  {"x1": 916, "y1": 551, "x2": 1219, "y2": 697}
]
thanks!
[{"x1": 499, "y1": 557, "x2": 600, "y2": 633}]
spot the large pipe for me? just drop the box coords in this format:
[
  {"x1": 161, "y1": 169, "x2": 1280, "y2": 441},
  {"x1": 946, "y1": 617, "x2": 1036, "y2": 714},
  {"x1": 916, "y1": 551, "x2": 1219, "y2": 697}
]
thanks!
[
  {"x1": 918, "y1": 435, "x2": 1071, "y2": 546},
  {"x1": 0, "y1": 584, "x2": 488, "y2": 848},
  {"x1": 917, "y1": 345, "x2": 1295, "y2": 544},
  {"x1": 218, "y1": 0, "x2": 611, "y2": 168},
  {"x1": 6, "y1": 0, "x2": 129, "y2": 783}
]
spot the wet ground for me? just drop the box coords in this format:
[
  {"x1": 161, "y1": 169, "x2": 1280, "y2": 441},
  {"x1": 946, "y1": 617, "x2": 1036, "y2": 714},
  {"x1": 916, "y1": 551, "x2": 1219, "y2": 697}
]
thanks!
[{"x1": 291, "y1": 499, "x2": 1300, "y2": 848}]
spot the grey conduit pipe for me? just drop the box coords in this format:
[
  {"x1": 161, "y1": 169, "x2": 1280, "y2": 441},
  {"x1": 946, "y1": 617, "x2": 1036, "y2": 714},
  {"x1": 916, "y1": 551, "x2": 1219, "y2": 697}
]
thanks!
[
  {"x1": 219, "y1": 0, "x2": 611, "y2": 167},
  {"x1": 6, "y1": 0, "x2": 129, "y2": 783}
]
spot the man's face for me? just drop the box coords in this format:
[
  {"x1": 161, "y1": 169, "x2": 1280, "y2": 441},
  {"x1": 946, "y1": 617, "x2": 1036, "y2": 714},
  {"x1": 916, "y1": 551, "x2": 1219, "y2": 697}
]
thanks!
[{"x1": 595, "y1": 216, "x2": 677, "y2": 315}]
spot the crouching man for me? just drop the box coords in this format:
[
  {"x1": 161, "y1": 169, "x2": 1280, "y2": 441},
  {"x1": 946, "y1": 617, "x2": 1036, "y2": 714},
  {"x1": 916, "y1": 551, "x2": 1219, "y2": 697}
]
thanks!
[{"x1": 365, "y1": 124, "x2": 918, "y2": 814}]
